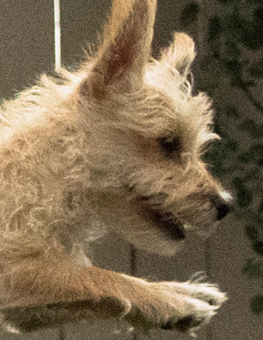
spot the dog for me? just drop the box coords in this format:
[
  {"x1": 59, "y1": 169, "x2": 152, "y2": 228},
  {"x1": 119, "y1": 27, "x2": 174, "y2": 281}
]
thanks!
[{"x1": 0, "y1": 0, "x2": 232, "y2": 336}]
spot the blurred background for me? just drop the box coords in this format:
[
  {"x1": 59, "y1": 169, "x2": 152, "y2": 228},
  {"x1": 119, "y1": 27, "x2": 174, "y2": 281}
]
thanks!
[{"x1": 0, "y1": 0, "x2": 263, "y2": 339}]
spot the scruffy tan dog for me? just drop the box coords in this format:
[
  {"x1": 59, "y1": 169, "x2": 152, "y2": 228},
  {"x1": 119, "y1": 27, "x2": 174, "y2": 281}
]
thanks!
[{"x1": 0, "y1": 0, "x2": 231, "y2": 336}]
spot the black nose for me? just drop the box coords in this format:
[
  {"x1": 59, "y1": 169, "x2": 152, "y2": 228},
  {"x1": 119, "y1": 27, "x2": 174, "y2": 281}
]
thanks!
[
  {"x1": 216, "y1": 202, "x2": 230, "y2": 221},
  {"x1": 212, "y1": 194, "x2": 231, "y2": 221}
]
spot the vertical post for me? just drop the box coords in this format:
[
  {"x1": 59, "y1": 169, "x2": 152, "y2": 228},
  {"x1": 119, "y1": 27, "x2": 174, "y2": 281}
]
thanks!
[
  {"x1": 130, "y1": 245, "x2": 137, "y2": 277},
  {"x1": 55, "y1": 1, "x2": 63, "y2": 337},
  {"x1": 130, "y1": 245, "x2": 139, "y2": 340},
  {"x1": 55, "y1": 3, "x2": 63, "y2": 337},
  {"x1": 54, "y1": 0, "x2": 61, "y2": 72},
  {"x1": 59, "y1": 327, "x2": 65, "y2": 340}
]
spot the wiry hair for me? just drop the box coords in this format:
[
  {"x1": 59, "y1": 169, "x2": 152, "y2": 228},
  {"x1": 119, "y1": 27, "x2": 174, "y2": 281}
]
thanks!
[
  {"x1": 0, "y1": 29, "x2": 219, "y2": 262},
  {"x1": 0, "y1": 1, "x2": 230, "y2": 335}
]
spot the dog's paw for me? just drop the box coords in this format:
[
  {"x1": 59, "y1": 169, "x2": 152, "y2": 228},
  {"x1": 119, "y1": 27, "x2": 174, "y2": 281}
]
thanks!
[
  {"x1": 146, "y1": 279, "x2": 226, "y2": 336},
  {"x1": 188, "y1": 273, "x2": 227, "y2": 307},
  {"x1": 154, "y1": 277, "x2": 227, "y2": 309},
  {"x1": 187, "y1": 282, "x2": 227, "y2": 308}
]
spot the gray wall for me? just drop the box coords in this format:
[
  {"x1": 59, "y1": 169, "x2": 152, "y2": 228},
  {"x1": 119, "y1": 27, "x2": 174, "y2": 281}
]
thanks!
[{"x1": 0, "y1": 1, "x2": 262, "y2": 339}]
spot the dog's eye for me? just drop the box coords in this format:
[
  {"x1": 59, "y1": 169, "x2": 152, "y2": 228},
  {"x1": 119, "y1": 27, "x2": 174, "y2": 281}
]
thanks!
[{"x1": 158, "y1": 136, "x2": 182, "y2": 158}]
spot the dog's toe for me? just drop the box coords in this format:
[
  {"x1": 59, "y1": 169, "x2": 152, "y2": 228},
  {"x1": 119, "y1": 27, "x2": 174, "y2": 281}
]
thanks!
[
  {"x1": 187, "y1": 283, "x2": 227, "y2": 307},
  {"x1": 160, "y1": 297, "x2": 217, "y2": 334}
]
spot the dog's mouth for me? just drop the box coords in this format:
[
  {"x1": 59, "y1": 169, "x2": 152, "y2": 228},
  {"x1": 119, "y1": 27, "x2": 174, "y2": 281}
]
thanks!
[
  {"x1": 136, "y1": 196, "x2": 185, "y2": 240},
  {"x1": 150, "y1": 210, "x2": 185, "y2": 240}
]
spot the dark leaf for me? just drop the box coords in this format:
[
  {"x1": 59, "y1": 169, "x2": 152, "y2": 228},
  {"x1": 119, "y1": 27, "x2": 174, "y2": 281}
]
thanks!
[
  {"x1": 243, "y1": 168, "x2": 260, "y2": 182},
  {"x1": 238, "y1": 145, "x2": 263, "y2": 164},
  {"x1": 243, "y1": 259, "x2": 263, "y2": 279},
  {"x1": 253, "y1": 242, "x2": 263, "y2": 256},
  {"x1": 237, "y1": 152, "x2": 252, "y2": 164},
  {"x1": 249, "y1": 144, "x2": 263, "y2": 163},
  {"x1": 226, "y1": 106, "x2": 239, "y2": 118},
  {"x1": 249, "y1": 0, "x2": 263, "y2": 4},
  {"x1": 180, "y1": 3, "x2": 200, "y2": 28},
  {"x1": 238, "y1": 5, "x2": 263, "y2": 50},
  {"x1": 225, "y1": 61, "x2": 242, "y2": 80},
  {"x1": 251, "y1": 295, "x2": 263, "y2": 314},
  {"x1": 245, "y1": 225, "x2": 258, "y2": 242},
  {"x1": 240, "y1": 119, "x2": 263, "y2": 139},
  {"x1": 258, "y1": 197, "x2": 263, "y2": 213},
  {"x1": 255, "y1": 6, "x2": 263, "y2": 17},
  {"x1": 224, "y1": 41, "x2": 241, "y2": 61},
  {"x1": 217, "y1": 0, "x2": 234, "y2": 3},
  {"x1": 208, "y1": 16, "x2": 222, "y2": 41},
  {"x1": 225, "y1": 140, "x2": 238, "y2": 153},
  {"x1": 248, "y1": 65, "x2": 263, "y2": 78},
  {"x1": 232, "y1": 177, "x2": 252, "y2": 208},
  {"x1": 243, "y1": 35, "x2": 263, "y2": 51}
]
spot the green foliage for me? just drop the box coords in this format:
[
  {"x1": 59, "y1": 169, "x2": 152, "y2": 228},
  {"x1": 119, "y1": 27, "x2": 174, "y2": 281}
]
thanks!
[
  {"x1": 184, "y1": 0, "x2": 263, "y2": 314},
  {"x1": 251, "y1": 295, "x2": 263, "y2": 314},
  {"x1": 253, "y1": 242, "x2": 263, "y2": 256},
  {"x1": 238, "y1": 144, "x2": 263, "y2": 166},
  {"x1": 208, "y1": 16, "x2": 222, "y2": 42},
  {"x1": 232, "y1": 178, "x2": 252, "y2": 208},
  {"x1": 243, "y1": 259, "x2": 263, "y2": 279},
  {"x1": 240, "y1": 120, "x2": 263, "y2": 139},
  {"x1": 245, "y1": 225, "x2": 259, "y2": 243}
]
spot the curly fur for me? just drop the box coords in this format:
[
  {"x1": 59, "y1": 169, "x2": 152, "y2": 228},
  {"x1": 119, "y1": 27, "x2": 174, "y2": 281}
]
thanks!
[
  {"x1": 0, "y1": 0, "x2": 231, "y2": 335},
  {"x1": 0, "y1": 36, "x2": 220, "y2": 258}
]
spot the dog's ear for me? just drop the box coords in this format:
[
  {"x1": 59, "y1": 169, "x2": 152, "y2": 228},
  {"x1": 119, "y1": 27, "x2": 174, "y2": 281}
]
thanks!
[
  {"x1": 160, "y1": 33, "x2": 196, "y2": 77},
  {"x1": 80, "y1": 0, "x2": 157, "y2": 98}
]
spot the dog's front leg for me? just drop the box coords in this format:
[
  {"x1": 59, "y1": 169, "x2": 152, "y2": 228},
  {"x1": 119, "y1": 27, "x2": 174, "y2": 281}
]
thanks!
[
  {"x1": 0, "y1": 256, "x2": 226, "y2": 335},
  {"x1": 0, "y1": 259, "x2": 132, "y2": 332}
]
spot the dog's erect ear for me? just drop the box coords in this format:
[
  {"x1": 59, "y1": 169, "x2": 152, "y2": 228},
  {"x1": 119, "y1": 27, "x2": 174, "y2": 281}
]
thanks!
[
  {"x1": 80, "y1": 0, "x2": 157, "y2": 98},
  {"x1": 160, "y1": 33, "x2": 196, "y2": 77}
]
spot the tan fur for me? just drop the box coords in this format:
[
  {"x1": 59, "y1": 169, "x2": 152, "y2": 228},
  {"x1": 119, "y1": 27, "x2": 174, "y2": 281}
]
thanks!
[{"x1": 0, "y1": 0, "x2": 231, "y2": 336}]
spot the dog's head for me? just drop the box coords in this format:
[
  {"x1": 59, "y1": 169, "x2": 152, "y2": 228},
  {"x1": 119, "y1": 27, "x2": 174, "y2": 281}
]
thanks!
[{"x1": 73, "y1": 0, "x2": 232, "y2": 255}]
